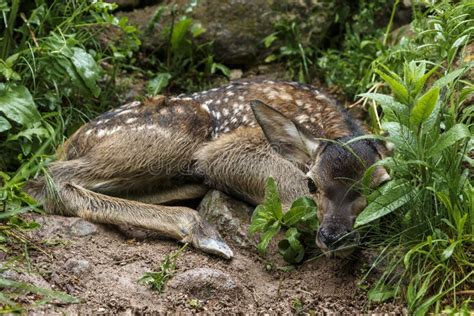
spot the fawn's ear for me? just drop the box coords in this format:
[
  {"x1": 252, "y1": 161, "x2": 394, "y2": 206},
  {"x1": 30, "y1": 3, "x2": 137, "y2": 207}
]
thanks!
[{"x1": 250, "y1": 100, "x2": 320, "y2": 166}]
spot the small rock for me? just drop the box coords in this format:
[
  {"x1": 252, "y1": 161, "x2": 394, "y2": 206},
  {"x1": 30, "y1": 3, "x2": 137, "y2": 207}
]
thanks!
[
  {"x1": 169, "y1": 268, "x2": 242, "y2": 300},
  {"x1": 64, "y1": 258, "x2": 91, "y2": 275},
  {"x1": 70, "y1": 219, "x2": 98, "y2": 237},
  {"x1": 229, "y1": 69, "x2": 243, "y2": 80},
  {"x1": 197, "y1": 190, "x2": 253, "y2": 247}
]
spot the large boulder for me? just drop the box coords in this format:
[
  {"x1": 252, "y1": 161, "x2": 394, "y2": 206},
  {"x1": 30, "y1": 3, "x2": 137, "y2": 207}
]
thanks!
[{"x1": 120, "y1": 0, "x2": 340, "y2": 65}]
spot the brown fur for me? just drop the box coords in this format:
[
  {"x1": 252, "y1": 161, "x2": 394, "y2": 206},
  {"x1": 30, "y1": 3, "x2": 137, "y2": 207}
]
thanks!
[{"x1": 26, "y1": 80, "x2": 389, "y2": 259}]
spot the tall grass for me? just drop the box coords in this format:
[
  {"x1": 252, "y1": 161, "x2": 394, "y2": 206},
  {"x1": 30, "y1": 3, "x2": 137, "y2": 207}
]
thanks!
[{"x1": 352, "y1": 1, "x2": 473, "y2": 313}]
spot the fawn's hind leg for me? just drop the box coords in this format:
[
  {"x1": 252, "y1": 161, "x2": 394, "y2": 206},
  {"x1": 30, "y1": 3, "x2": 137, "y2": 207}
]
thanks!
[{"x1": 27, "y1": 160, "x2": 233, "y2": 259}]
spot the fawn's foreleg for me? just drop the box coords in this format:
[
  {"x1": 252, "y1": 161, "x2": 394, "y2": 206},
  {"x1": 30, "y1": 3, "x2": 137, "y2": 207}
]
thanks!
[{"x1": 26, "y1": 160, "x2": 233, "y2": 259}]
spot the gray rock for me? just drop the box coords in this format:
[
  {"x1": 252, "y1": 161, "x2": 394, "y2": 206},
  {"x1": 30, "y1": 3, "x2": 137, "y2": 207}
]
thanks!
[
  {"x1": 121, "y1": 0, "x2": 340, "y2": 65},
  {"x1": 70, "y1": 219, "x2": 98, "y2": 237},
  {"x1": 64, "y1": 258, "x2": 92, "y2": 276},
  {"x1": 169, "y1": 267, "x2": 241, "y2": 300},
  {"x1": 0, "y1": 267, "x2": 52, "y2": 290},
  {"x1": 197, "y1": 190, "x2": 253, "y2": 247}
]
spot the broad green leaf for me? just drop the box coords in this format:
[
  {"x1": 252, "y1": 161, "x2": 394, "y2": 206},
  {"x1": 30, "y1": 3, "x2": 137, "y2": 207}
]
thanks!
[
  {"x1": 428, "y1": 123, "x2": 470, "y2": 156},
  {"x1": 360, "y1": 93, "x2": 409, "y2": 123},
  {"x1": 433, "y1": 67, "x2": 468, "y2": 89},
  {"x1": 367, "y1": 283, "x2": 396, "y2": 302},
  {"x1": 410, "y1": 87, "x2": 440, "y2": 125},
  {"x1": 70, "y1": 47, "x2": 101, "y2": 97},
  {"x1": 263, "y1": 33, "x2": 278, "y2": 48},
  {"x1": 375, "y1": 68, "x2": 409, "y2": 104},
  {"x1": 263, "y1": 177, "x2": 282, "y2": 220},
  {"x1": 147, "y1": 73, "x2": 172, "y2": 95},
  {"x1": 257, "y1": 221, "x2": 281, "y2": 255},
  {"x1": 441, "y1": 240, "x2": 461, "y2": 261},
  {"x1": 355, "y1": 181, "x2": 415, "y2": 227},
  {"x1": 8, "y1": 127, "x2": 49, "y2": 141},
  {"x1": 278, "y1": 228, "x2": 305, "y2": 264},
  {"x1": 171, "y1": 18, "x2": 193, "y2": 52},
  {"x1": 283, "y1": 197, "x2": 317, "y2": 226},
  {"x1": 0, "y1": 116, "x2": 11, "y2": 132},
  {"x1": 249, "y1": 205, "x2": 272, "y2": 235},
  {"x1": 382, "y1": 122, "x2": 416, "y2": 149},
  {"x1": 0, "y1": 84, "x2": 40, "y2": 126}
]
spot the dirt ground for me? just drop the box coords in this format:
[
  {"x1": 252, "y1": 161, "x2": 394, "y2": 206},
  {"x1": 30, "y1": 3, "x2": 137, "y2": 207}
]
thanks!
[{"x1": 2, "y1": 211, "x2": 407, "y2": 315}]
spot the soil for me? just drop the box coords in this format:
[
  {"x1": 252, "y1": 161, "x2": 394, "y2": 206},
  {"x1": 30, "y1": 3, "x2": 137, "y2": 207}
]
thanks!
[{"x1": 7, "y1": 212, "x2": 407, "y2": 314}]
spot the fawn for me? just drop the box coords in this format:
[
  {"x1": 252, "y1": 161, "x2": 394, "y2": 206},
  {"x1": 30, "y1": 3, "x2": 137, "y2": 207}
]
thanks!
[{"x1": 27, "y1": 80, "x2": 390, "y2": 259}]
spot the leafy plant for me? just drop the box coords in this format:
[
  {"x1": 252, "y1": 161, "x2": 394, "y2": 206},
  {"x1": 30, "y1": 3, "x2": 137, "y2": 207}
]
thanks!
[
  {"x1": 358, "y1": 59, "x2": 472, "y2": 313},
  {"x1": 139, "y1": 243, "x2": 188, "y2": 293},
  {"x1": 249, "y1": 177, "x2": 318, "y2": 264},
  {"x1": 144, "y1": 4, "x2": 229, "y2": 95}
]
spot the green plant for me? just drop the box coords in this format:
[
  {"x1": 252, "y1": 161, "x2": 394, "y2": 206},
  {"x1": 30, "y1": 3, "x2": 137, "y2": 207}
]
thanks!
[
  {"x1": 0, "y1": 277, "x2": 79, "y2": 313},
  {"x1": 358, "y1": 59, "x2": 472, "y2": 313},
  {"x1": 138, "y1": 243, "x2": 188, "y2": 293},
  {"x1": 249, "y1": 177, "x2": 318, "y2": 264},
  {"x1": 0, "y1": 0, "x2": 140, "y2": 310},
  {"x1": 263, "y1": 18, "x2": 315, "y2": 82},
  {"x1": 144, "y1": 4, "x2": 229, "y2": 95}
]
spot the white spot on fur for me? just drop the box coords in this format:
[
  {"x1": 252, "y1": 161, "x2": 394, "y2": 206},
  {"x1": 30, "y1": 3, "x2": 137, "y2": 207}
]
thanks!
[
  {"x1": 211, "y1": 88, "x2": 219, "y2": 92},
  {"x1": 223, "y1": 108, "x2": 229, "y2": 116},
  {"x1": 223, "y1": 98, "x2": 229, "y2": 103},
  {"x1": 126, "y1": 118, "x2": 137, "y2": 124},
  {"x1": 296, "y1": 99, "x2": 304, "y2": 106},
  {"x1": 97, "y1": 129, "x2": 106, "y2": 138},
  {"x1": 85, "y1": 129, "x2": 93, "y2": 136},
  {"x1": 201, "y1": 103, "x2": 210, "y2": 113},
  {"x1": 215, "y1": 100, "x2": 222, "y2": 105},
  {"x1": 215, "y1": 112, "x2": 221, "y2": 119},
  {"x1": 116, "y1": 109, "x2": 132, "y2": 116},
  {"x1": 226, "y1": 91, "x2": 235, "y2": 97},
  {"x1": 238, "y1": 96, "x2": 244, "y2": 101}
]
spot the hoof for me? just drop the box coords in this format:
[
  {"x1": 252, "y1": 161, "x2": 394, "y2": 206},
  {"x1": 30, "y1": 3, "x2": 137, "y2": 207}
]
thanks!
[{"x1": 196, "y1": 237, "x2": 234, "y2": 259}]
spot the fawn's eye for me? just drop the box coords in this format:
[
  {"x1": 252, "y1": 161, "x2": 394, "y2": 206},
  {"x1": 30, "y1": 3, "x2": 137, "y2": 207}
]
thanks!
[{"x1": 307, "y1": 178, "x2": 318, "y2": 194}]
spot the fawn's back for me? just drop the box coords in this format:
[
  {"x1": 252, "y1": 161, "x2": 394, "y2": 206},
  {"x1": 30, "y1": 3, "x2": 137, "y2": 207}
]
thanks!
[{"x1": 61, "y1": 80, "x2": 361, "y2": 161}]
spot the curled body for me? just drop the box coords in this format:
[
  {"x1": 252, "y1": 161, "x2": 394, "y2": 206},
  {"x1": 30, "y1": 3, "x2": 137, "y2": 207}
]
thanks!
[{"x1": 27, "y1": 80, "x2": 389, "y2": 259}]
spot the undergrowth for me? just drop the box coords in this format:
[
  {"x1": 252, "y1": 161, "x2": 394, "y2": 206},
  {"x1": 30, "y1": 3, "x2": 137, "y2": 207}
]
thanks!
[{"x1": 252, "y1": 0, "x2": 473, "y2": 313}]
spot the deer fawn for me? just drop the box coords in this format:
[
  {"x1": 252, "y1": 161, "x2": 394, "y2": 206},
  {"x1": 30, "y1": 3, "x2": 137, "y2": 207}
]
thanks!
[{"x1": 27, "y1": 80, "x2": 390, "y2": 259}]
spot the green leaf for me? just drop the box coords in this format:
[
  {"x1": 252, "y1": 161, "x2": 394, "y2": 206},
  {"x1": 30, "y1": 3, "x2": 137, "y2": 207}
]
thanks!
[
  {"x1": 278, "y1": 228, "x2": 305, "y2": 264},
  {"x1": 283, "y1": 197, "x2": 317, "y2": 226},
  {"x1": 210, "y1": 63, "x2": 230, "y2": 77},
  {"x1": 360, "y1": 93, "x2": 409, "y2": 123},
  {"x1": 0, "y1": 277, "x2": 79, "y2": 304},
  {"x1": 0, "y1": 84, "x2": 40, "y2": 127},
  {"x1": 171, "y1": 18, "x2": 193, "y2": 52},
  {"x1": 70, "y1": 48, "x2": 101, "y2": 97},
  {"x1": 428, "y1": 123, "x2": 470, "y2": 156},
  {"x1": 0, "y1": 116, "x2": 11, "y2": 132},
  {"x1": 375, "y1": 68, "x2": 409, "y2": 104},
  {"x1": 367, "y1": 283, "x2": 396, "y2": 302},
  {"x1": 263, "y1": 33, "x2": 278, "y2": 48},
  {"x1": 382, "y1": 122, "x2": 417, "y2": 149},
  {"x1": 355, "y1": 180, "x2": 415, "y2": 227},
  {"x1": 257, "y1": 221, "x2": 281, "y2": 255},
  {"x1": 249, "y1": 205, "x2": 273, "y2": 235},
  {"x1": 441, "y1": 240, "x2": 461, "y2": 261},
  {"x1": 433, "y1": 67, "x2": 467, "y2": 89},
  {"x1": 147, "y1": 73, "x2": 172, "y2": 95},
  {"x1": 410, "y1": 87, "x2": 440, "y2": 126},
  {"x1": 263, "y1": 177, "x2": 282, "y2": 220}
]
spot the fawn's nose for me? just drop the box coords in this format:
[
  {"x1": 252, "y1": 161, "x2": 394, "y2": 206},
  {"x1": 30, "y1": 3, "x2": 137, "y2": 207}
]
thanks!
[{"x1": 318, "y1": 228, "x2": 357, "y2": 250}]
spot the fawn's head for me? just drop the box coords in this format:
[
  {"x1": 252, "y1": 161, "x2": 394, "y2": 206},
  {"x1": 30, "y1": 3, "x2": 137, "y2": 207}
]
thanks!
[{"x1": 251, "y1": 100, "x2": 390, "y2": 258}]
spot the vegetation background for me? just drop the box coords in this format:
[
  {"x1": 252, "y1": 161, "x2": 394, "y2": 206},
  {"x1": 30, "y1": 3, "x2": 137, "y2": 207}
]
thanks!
[{"x1": 0, "y1": 0, "x2": 472, "y2": 314}]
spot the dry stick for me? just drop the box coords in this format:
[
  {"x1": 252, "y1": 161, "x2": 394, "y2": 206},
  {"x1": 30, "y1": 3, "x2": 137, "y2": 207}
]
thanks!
[{"x1": 20, "y1": 13, "x2": 39, "y2": 48}]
